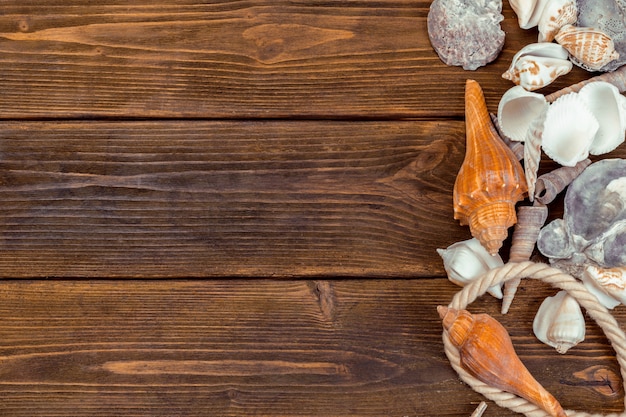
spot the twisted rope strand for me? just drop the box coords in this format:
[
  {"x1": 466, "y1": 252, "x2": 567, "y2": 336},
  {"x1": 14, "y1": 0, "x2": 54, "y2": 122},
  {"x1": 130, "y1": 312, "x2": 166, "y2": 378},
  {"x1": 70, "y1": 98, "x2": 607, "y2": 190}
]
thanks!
[{"x1": 442, "y1": 261, "x2": 626, "y2": 417}]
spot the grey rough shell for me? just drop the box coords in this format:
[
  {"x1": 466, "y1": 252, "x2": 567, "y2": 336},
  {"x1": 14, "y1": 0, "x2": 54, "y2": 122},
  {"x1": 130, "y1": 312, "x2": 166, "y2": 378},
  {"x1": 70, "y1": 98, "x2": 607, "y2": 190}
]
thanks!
[
  {"x1": 576, "y1": 0, "x2": 626, "y2": 71},
  {"x1": 537, "y1": 158, "x2": 626, "y2": 275},
  {"x1": 427, "y1": 0, "x2": 505, "y2": 70}
]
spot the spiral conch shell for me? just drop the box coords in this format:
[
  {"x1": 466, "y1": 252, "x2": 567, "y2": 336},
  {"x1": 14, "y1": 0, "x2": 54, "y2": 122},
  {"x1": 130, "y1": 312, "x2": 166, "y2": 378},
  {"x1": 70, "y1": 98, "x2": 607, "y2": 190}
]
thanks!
[
  {"x1": 555, "y1": 24, "x2": 619, "y2": 71},
  {"x1": 438, "y1": 306, "x2": 567, "y2": 417},
  {"x1": 502, "y1": 43, "x2": 572, "y2": 91},
  {"x1": 533, "y1": 290, "x2": 585, "y2": 354},
  {"x1": 454, "y1": 80, "x2": 528, "y2": 255}
]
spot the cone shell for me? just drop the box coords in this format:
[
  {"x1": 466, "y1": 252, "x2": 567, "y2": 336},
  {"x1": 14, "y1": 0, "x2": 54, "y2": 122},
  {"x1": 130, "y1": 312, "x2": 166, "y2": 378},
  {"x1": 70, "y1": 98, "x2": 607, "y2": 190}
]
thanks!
[
  {"x1": 555, "y1": 24, "x2": 619, "y2": 71},
  {"x1": 533, "y1": 290, "x2": 585, "y2": 354},
  {"x1": 454, "y1": 80, "x2": 528, "y2": 255},
  {"x1": 438, "y1": 306, "x2": 568, "y2": 417}
]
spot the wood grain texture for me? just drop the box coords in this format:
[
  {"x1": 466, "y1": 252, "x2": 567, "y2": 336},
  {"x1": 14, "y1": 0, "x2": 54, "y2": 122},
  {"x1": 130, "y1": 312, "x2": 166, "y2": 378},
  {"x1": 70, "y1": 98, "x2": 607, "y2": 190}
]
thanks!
[
  {"x1": 0, "y1": 278, "x2": 621, "y2": 417},
  {"x1": 0, "y1": 119, "x2": 473, "y2": 278},
  {"x1": 0, "y1": 0, "x2": 591, "y2": 119}
]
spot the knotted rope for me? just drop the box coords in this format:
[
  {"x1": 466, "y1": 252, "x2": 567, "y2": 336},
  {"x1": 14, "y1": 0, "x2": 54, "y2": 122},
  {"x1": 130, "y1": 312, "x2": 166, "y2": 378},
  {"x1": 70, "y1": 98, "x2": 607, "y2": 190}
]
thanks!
[{"x1": 442, "y1": 261, "x2": 626, "y2": 417}]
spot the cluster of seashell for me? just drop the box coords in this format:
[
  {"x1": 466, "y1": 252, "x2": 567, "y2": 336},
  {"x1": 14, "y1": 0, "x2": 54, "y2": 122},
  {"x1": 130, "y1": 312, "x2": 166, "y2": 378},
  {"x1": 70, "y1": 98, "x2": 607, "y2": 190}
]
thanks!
[
  {"x1": 440, "y1": 77, "x2": 626, "y2": 358},
  {"x1": 497, "y1": 81, "x2": 626, "y2": 199},
  {"x1": 507, "y1": 0, "x2": 620, "y2": 74}
]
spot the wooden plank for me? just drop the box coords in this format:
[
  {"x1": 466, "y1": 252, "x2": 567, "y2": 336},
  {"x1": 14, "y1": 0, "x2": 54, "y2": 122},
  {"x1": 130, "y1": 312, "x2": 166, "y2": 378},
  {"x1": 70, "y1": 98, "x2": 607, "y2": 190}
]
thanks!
[
  {"x1": 0, "y1": 278, "x2": 621, "y2": 416},
  {"x1": 0, "y1": 119, "x2": 472, "y2": 278},
  {"x1": 0, "y1": 1, "x2": 591, "y2": 119}
]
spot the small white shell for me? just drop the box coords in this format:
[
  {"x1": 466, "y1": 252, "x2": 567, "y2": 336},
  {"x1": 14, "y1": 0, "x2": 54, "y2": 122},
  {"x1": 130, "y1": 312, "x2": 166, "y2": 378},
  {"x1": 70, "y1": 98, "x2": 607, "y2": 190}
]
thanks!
[
  {"x1": 582, "y1": 264, "x2": 626, "y2": 307},
  {"x1": 578, "y1": 82, "x2": 626, "y2": 155},
  {"x1": 497, "y1": 85, "x2": 549, "y2": 141},
  {"x1": 437, "y1": 238, "x2": 505, "y2": 299},
  {"x1": 533, "y1": 290, "x2": 585, "y2": 354},
  {"x1": 537, "y1": 0, "x2": 577, "y2": 42},
  {"x1": 502, "y1": 43, "x2": 572, "y2": 91},
  {"x1": 541, "y1": 92, "x2": 599, "y2": 166},
  {"x1": 555, "y1": 24, "x2": 619, "y2": 71}
]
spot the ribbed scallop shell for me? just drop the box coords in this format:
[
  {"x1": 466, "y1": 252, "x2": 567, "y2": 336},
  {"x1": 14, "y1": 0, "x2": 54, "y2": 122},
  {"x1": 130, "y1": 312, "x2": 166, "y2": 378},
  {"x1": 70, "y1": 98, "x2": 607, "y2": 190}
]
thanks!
[
  {"x1": 541, "y1": 92, "x2": 599, "y2": 166},
  {"x1": 555, "y1": 24, "x2": 620, "y2": 71},
  {"x1": 537, "y1": 0, "x2": 577, "y2": 42},
  {"x1": 502, "y1": 43, "x2": 572, "y2": 91},
  {"x1": 454, "y1": 80, "x2": 528, "y2": 255},
  {"x1": 578, "y1": 81, "x2": 626, "y2": 155}
]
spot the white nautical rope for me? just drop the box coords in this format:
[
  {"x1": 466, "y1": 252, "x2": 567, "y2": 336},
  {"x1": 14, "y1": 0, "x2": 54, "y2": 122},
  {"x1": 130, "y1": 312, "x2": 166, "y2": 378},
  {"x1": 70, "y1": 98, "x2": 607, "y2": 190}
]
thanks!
[{"x1": 442, "y1": 261, "x2": 626, "y2": 417}]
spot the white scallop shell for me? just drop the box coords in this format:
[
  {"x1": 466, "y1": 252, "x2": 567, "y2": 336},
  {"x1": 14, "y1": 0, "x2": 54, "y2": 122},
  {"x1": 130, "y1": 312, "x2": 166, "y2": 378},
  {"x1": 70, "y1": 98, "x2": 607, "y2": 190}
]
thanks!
[
  {"x1": 537, "y1": 0, "x2": 577, "y2": 42},
  {"x1": 533, "y1": 290, "x2": 585, "y2": 354},
  {"x1": 578, "y1": 81, "x2": 626, "y2": 155},
  {"x1": 497, "y1": 85, "x2": 549, "y2": 141},
  {"x1": 436, "y1": 238, "x2": 505, "y2": 298},
  {"x1": 541, "y1": 92, "x2": 599, "y2": 166},
  {"x1": 502, "y1": 43, "x2": 572, "y2": 91}
]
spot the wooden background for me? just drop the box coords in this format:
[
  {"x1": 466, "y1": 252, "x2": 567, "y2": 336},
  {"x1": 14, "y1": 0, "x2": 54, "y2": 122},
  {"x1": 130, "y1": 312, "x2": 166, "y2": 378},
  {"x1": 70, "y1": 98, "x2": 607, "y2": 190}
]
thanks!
[{"x1": 0, "y1": 1, "x2": 625, "y2": 416}]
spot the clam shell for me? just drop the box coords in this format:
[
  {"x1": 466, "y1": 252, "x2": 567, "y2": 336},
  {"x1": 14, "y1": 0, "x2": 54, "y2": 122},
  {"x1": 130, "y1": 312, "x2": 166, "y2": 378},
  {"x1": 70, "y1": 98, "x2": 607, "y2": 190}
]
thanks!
[
  {"x1": 533, "y1": 291, "x2": 585, "y2": 354},
  {"x1": 541, "y1": 92, "x2": 599, "y2": 166},
  {"x1": 497, "y1": 86, "x2": 549, "y2": 142},
  {"x1": 578, "y1": 81, "x2": 626, "y2": 155},
  {"x1": 555, "y1": 24, "x2": 620, "y2": 71},
  {"x1": 537, "y1": 0, "x2": 578, "y2": 42},
  {"x1": 502, "y1": 43, "x2": 572, "y2": 91}
]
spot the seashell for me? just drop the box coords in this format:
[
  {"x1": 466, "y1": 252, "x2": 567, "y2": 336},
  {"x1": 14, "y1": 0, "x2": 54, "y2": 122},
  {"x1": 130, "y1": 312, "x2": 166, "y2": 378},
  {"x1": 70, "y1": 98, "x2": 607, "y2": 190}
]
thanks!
[
  {"x1": 454, "y1": 80, "x2": 528, "y2": 255},
  {"x1": 578, "y1": 81, "x2": 626, "y2": 155},
  {"x1": 540, "y1": 92, "x2": 599, "y2": 167},
  {"x1": 579, "y1": 266, "x2": 622, "y2": 309},
  {"x1": 497, "y1": 86, "x2": 548, "y2": 142},
  {"x1": 582, "y1": 264, "x2": 626, "y2": 306},
  {"x1": 576, "y1": 0, "x2": 626, "y2": 71},
  {"x1": 555, "y1": 24, "x2": 620, "y2": 71},
  {"x1": 509, "y1": 0, "x2": 551, "y2": 29},
  {"x1": 534, "y1": 158, "x2": 592, "y2": 205},
  {"x1": 437, "y1": 238, "x2": 505, "y2": 299},
  {"x1": 537, "y1": 0, "x2": 578, "y2": 42},
  {"x1": 533, "y1": 290, "x2": 586, "y2": 354},
  {"x1": 538, "y1": 159, "x2": 626, "y2": 278},
  {"x1": 502, "y1": 43, "x2": 572, "y2": 91},
  {"x1": 524, "y1": 107, "x2": 548, "y2": 200},
  {"x1": 427, "y1": 0, "x2": 505, "y2": 70},
  {"x1": 438, "y1": 306, "x2": 568, "y2": 417},
  {"x1": 501, "y1": 204, "x2": 549, "y2": 314}
]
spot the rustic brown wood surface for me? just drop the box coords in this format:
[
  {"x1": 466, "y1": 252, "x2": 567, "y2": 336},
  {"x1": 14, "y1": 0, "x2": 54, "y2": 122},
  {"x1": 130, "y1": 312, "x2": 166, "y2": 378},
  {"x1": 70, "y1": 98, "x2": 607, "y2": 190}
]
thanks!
[{"x1": 0, "y1": 1, "x2": 625, "y2": 416}]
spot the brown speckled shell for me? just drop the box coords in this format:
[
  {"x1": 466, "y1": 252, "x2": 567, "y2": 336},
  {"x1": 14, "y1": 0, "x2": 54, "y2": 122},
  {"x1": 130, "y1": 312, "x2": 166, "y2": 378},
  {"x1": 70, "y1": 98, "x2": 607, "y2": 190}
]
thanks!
[
  {"x1": 453, "y1": 80, "x2": 528, "y2": 255},
  {"x1": 555, "y1": 24, "x2": 619, "y2": 71}
]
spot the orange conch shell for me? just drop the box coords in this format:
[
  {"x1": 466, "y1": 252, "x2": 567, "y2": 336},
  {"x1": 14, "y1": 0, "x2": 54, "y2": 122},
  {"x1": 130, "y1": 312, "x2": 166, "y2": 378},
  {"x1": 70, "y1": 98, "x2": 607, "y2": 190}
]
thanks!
[
  {"x1": 438, "y1": 306, "x2": 567, "y2": 417},
  {"x1": 454, "y1": 80, "x2": 527, "y2": 255}
]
